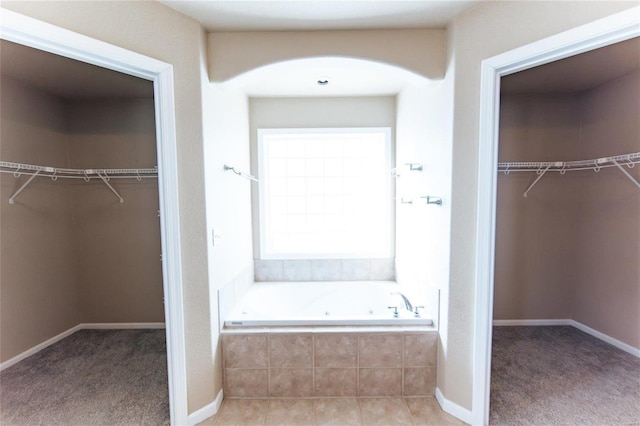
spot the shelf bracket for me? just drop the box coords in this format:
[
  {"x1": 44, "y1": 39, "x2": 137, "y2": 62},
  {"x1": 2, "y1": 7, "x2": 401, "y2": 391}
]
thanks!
[
  {"x1": 9, "y1": 170, "x2": 40, "y2": 204},
  {"x1": 523, "y1": 165, "x2": 551, "y2": 198},
  {"x1": 96, "y1": 172, "x2": 124, "y2": 203},
  {"x1": 612, "y1": 160, "x2": 640, "y2": 188}
]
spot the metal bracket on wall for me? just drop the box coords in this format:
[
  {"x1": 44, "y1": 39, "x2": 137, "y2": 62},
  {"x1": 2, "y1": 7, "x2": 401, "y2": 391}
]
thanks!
[{"x1": 420, "y1": 195, "x2": 443, "y2": 206}]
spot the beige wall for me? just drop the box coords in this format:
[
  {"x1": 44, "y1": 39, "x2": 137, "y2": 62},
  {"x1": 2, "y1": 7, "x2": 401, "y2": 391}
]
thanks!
[
  {"x1": 574, "y1": 70, "x2": 640, "y2": 348},
  {"x1": 495, "y1": 93, "x2": 582, "y2": 320},
  {"x1": 208, "y1": 29, "x2": 446, "y2": 82},
  {"x1": 445, "y1": 0, "x2": 636, "y2": 411},
  {"x1": 0, "y1": 76, "x2": 81, "y2": 362},
  {"x1": 66, "y1": 99, "x2": 164, "y2": 324},
  {"x1": 1, "y1": 1, "x2": 214, "y2": 413},
  {"x1": 201, "y1": 81, "x2": 254, "y2": 394},
  {"x1": 395, "y1": 81, "x2": 453, "y2": 323}
]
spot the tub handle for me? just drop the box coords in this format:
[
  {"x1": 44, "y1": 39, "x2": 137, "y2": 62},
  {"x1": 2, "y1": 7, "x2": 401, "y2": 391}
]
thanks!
[
  {"x1": 387, "y1": 306, "x2": 399, "y2": 317},
  {"x1": 413, "y1": 306, "x2": 425, "y2": 317}
]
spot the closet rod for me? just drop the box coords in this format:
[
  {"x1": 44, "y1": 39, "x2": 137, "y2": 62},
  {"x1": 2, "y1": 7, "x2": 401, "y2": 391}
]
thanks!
[
  {"x1": 0, "y1": 161, "x2": 157, "y2": 204},
  {"x1": 497, "y1": 152, "x2": 640, "y2": 197}
]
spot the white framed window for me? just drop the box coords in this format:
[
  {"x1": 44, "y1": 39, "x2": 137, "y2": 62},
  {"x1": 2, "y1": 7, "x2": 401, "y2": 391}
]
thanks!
[{"x1": 258, "y1": 127, "x2": 393, "y2": 259}]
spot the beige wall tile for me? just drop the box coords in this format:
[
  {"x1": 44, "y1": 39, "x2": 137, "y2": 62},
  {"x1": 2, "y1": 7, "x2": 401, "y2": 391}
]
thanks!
[
  {"x1": 224, "y1": 369, "x2": 268, "y2": 397},
  {"x1": 341, "y1": 259, "x2": 370, "y2": 280},
  {"x1": 283, "y1": 260, "x2": 313, "y2": 281},
  {"x1": 314, "y1": 334, "x2": 358, "y2": 368},
  {"x1": 269, "y1": 368, "x2": 313, "y2": 397},
  {"x1": 358, "y1": 368, "x2": 402, "y2": 396},
  {"x1": 359, "y1": 334, "x2": 403, "y2": 367},
  {"x1": 269, "y1": 334, "x2": 313, "y2": 368},
  {"x1": 403, "y1": 367, "x2": 436, "y2": 396},
  {"x1": 214, "y1": 399, "x2": 269, "y2": 426},
  {"x1": 359, "y1": 398, "x2": 414, "y2": 426},
  {"x1": 404, "y1": 333, "x2": 438, "y2": 367},
  {"x1": 314, "y1": 398, "x2": 362, "y2": 426},
  {"x1": 314, "y1": 368, "x2": 357, "y2": 397},
  {"x1": 369, "y1": 258, "x2": 395, "y2": 280},
  {"x1": 223, "y1": 334, "x2": 268, "y2": 368},
  {"x1": 311, "y1": 259, "x2": 342, "y2": 281},
  {"x1": 405, "y1": 397, "x2": 465, "y2": 425},
  {"x1": 255, "y1": 260, "x2": 284, "y2": 281},
  {"x1": 264, "y1": 399, "x2": 313, "y2": 426}
]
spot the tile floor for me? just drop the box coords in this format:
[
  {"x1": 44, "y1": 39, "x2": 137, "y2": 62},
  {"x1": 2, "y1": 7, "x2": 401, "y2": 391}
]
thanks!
[{"x1": 199, "y1": 397, "x2": 464, "y2": 426}]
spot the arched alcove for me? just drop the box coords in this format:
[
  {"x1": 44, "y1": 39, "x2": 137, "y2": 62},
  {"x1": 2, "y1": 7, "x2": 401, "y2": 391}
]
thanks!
[
  {"x1": 203, "y1": 53, "x2": 453, "y2": 417},
  {"x1": 207, "y1": 29, "x2": 446, "y2": 83},
  {"x1": 216, "y1": 56, "x2": 437, "y2": 96}
]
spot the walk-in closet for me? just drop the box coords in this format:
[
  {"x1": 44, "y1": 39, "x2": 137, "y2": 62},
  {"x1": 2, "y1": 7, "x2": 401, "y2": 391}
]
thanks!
[
  {"x1": 0, "y1": 40, "x2": 169, "y2": 424},
  {"x1": 490, "y1": 37, "x2": 640, "y2": 424}
]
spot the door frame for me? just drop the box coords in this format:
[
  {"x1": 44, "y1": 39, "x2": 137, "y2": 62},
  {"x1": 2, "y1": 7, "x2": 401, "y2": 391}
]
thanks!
[
  {"x1": 0, "y1": 9, "x2": 189, "y2": 425},
  {"x1": 472, "y1": 6, "x2": 640, "y2": 426}
]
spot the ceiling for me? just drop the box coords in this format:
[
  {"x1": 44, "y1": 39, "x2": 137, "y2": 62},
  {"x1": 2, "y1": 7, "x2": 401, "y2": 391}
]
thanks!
[
  {"x1": 0, "y1": 40, "x2": 153, "y2": 100},
  {"x1": 158, "y1": 0, "x2": 483, "y2": 31},
  {"x1": 502, "y1": 37, "x2": 640, "y2": 94}
]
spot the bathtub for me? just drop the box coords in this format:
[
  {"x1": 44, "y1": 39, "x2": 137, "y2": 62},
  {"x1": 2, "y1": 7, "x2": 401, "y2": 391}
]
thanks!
[{"x1": 223, "y1": 281, "x2": 432, "y2": 327}]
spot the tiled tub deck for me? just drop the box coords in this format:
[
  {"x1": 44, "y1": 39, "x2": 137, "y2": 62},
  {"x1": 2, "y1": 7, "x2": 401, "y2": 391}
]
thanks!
[{"x1": 222, "y1": 332, "x2": 437, "y2": 398}]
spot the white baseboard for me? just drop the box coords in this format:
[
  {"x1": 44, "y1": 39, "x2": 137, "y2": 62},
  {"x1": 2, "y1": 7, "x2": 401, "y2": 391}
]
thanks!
[
  {"x1": 0, "y1": 324, "x2": 82, "y2": 371},
  {"x1": 492, "y1": 318, "x2": 639, "y2": 358},
  {"x1": 568, "y1": 320, "x2": 640, "y2": 358},
  {"x1": 492, "y1": 319, "x2": 571, "y2": 326},
  {"x1": 188, "y1": 389, "x2": 223, "y2": 425},
  {"x1": 0, "y1": 322, "x2": 166, "y2": 371},
  {"x1": 435, "y1": 387, "x2": 473, "y2": 425},
  {"x1": 81, "y1": 322, "x2": 166, "y2": 329}
]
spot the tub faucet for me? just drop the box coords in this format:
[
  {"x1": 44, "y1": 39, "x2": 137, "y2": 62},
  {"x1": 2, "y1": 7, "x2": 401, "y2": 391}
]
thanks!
[{"x1": 392, "y1": 292, "x2": 413, "y2": 312}]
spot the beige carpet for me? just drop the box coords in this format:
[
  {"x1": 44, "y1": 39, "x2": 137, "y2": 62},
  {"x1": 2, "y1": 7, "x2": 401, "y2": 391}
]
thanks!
[
  {"x1": 0, "y1": 329, "x2": 169, "y2": 425},
  {"x1": 490, "y1": 326, "x2": 640, "y2": 425}
]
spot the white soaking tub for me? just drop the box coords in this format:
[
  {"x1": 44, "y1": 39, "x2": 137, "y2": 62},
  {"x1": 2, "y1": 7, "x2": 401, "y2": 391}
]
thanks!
[{"x1": 224, "y1": 281, "x2": 432, "y2": 327}]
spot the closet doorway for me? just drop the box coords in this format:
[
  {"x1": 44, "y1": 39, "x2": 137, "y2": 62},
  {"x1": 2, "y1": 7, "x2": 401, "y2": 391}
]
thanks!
[
  {"x1": 0, "y1": 11, "x2": 186, "y2": 425},
  {"x1": 473, "y1": 9, "x2": 640, "y2": 425},
  {"x1": 0, "y1": 38, "x2": 168, "y2": 424},
  {"x1": 490, "y1": 37, "x2": 640, "y2": 424}
]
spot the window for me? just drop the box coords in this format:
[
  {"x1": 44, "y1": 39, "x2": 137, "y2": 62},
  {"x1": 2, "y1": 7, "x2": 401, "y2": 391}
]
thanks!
[{"x1": 258, "y1": 127, "x2": 392, "y2": 259}]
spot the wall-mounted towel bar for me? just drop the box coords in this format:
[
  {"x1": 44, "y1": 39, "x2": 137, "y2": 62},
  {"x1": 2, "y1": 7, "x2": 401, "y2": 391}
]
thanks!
[
  {"x1": 497, "y1": 152, "x2": 640, "y2": 197},
  {"x1": 0, "y1": 161, "x2": 157, "y2": 204},
  {"x1": 223, "y1": 164, "x2": 258, "y2": 182}
]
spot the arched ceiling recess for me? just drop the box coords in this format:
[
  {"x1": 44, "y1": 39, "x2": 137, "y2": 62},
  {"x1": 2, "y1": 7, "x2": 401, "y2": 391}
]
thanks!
[{"x1": 215, "y1": 56, "x2": 439, "y2": 97}]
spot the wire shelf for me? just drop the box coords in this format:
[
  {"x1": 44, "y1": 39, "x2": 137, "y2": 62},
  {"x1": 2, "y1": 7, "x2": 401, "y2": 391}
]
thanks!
[
  {"x1": 0, "y1": 160, "x2": 158, "y2": 204},
  {"x1": 497, "y1": 152, "x2": 640, "y2": 197}
]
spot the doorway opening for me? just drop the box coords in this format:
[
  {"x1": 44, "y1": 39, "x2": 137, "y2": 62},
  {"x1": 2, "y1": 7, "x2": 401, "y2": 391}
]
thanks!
[{"x1": 0, "y1": 9, "x2": 188, "y2": 425}]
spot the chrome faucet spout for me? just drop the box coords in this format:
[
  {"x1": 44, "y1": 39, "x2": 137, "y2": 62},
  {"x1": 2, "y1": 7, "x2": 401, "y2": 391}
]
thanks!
[{"x1": 392, "y1": 292, "x2": 413, "y2": 312}]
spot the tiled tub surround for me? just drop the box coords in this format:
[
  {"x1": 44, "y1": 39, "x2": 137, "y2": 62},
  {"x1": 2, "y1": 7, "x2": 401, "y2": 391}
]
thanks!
[
  {"x1": 222, "y1": 332, "x2": 437, "y2": 398},
  {"x1": 217, "y1": 263, "x2": 255, "y2": 324},
  {"x1": 255, "y1": 258, "x2": 395, "y2": 282}
]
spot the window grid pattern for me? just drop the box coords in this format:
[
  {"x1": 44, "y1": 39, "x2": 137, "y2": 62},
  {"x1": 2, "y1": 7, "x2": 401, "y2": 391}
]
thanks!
[{"x1": 259, "y1": 129, "x2": 391, "y2": 258}]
